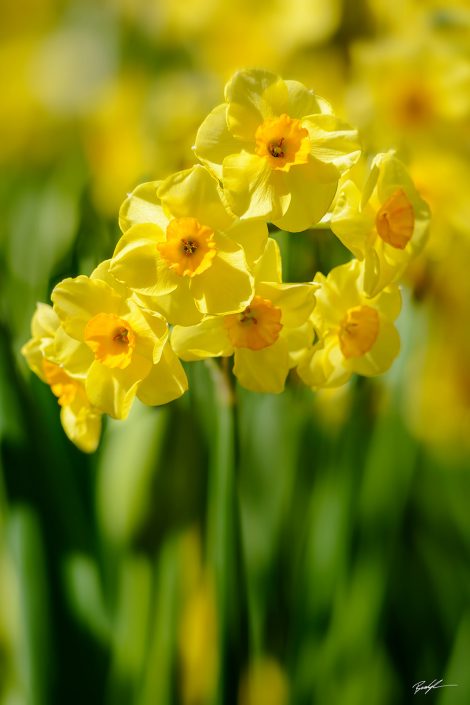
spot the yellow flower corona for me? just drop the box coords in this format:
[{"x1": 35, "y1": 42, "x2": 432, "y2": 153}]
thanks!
[
  {"x1": 158, "y1": 217, "x2": 217, "y2": 277},
  {"x1": 84, "y1": 313, "x2": 136, "y2": 369},
  {"x1": 338, "y1": 305, "x2": 380, "y2": 358},
  {"x1": 224, "y1": 296, "x2": 283, "y2": 351},
  {"x1": 254, "y1": 114, "x2": 310, "y2": 171},
  {"x1": 375, "y1": 188, "x2": 414, "y2": 250}
]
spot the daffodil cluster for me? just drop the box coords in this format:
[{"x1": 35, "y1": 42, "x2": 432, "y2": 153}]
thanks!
[{"x1": 22, "y1": 68, "x2": 430, "y2": 452}]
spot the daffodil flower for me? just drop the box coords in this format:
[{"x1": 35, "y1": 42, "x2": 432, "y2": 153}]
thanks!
[
  {"x1": 194, "y1": 68, "x2": 361, "y2": 231},
  {"x1": 112, "y1": 165, "x2": 259, "y2": 325},
  {"x1": 297, "y1": 259, "x2": 402, "y2": 389},
  {"x1": 330, "y1": 152, "x2": 430, "y2": 297},
  {"x1": 21, "y1": 304, "x2": 102, "y2": 452},
  {"x1": 50, "y1": 272, "x2": 188, "y2": 420},
  {"x1": 171, "y1": 239, "x2": 316, "y2": 393}
]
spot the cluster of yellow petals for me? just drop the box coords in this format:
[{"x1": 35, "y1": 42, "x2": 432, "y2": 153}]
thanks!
[{"x1": 21, "y1": 68, "x2": 430, "y2": 452}]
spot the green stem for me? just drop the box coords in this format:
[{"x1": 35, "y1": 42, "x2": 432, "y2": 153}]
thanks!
[{"x1": 205, "y1": 359, "x2": 236, "y2": 705}]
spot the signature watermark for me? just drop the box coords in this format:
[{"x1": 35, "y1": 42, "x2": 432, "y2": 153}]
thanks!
[{"x1": 413, "y1": 679, "x2": 458, "y2": 696}]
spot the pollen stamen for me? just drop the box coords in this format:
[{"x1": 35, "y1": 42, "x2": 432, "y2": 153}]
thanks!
[
  {"x1": 181, "y1": 239, "x2": 199, "y2": 255},
  {"x1": 268, "y1": 138, "x2": 285, "y2": 158},
  {"x1": 113, "y1": 326, "x2": 129, "y2": 344}
]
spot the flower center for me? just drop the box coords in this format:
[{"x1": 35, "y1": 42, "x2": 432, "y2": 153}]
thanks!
[
  {"x1": 224, "y1": 296, "x2": 283, "y2": 351},
  {"x1": 375, "y1": 188, "x2": 415, "y2": 250},
  {"x1": 158, "y1": 217, "x2": 217, "y2": 277},
  {"x1": 395, "y1": 85, "x2": 433, "y2": 127},
  {"x1": 84, "y1": 313, "x2": 135, "y2": 369},
  {"x1": 43, "y1": 360, "x2": 79, "y2": 406},
  {"x1": 339, "y1": 305, "x2": 380, "y2": 358},
  {"x1": 255, "y1": 114, "x2": 310, "y2": 171}
]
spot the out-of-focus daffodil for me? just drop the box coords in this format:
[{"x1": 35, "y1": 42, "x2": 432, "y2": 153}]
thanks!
[
  {"x1": 179, "y1": 572, "x2": 218, "y2": 705},
  {"x1": 348, "y1": 34, "x2": 470, "y2": 151},
  {"x1": 405, "y1": 329, "x2": 470, "y2": 453},
  {"x1": 195, "y1": 68, "x2": 360, "y2": 231},
  {"x1": 297, "y1": 259, "x2": 401, "y2": 389},
  {"x1": 331, "y1": 152, "x2": 430, "y2": 297},
  {"x1": 112, "y1": 165, "x2": 258, "y2": 325},
  {"x1": 50, "y1": 272, "x2": 187, "y2": 420},
  {"x1": 21, "y1": 304, "x2": 102, "y2": 452},
  {"x1": 172, "y1": 239, "x2": 316, "y2": 393},
  {"x1": 238, "y1": 657, "x2": 289, "y2": 705}
]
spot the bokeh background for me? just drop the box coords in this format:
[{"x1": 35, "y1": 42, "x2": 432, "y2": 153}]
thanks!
[{"x1": 1, "y1": 0, "x2": 470, "y2": 703}]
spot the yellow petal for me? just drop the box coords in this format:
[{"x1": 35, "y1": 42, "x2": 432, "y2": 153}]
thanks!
[
  {"x1": 137, "y1": 289, "x2": 205, "y2": 327},
  {"x1": 60, "y1": 400, "x2": 102, "y2": 453},
  {"x1": 137, "y1": 345, "x2": 188, "y2": 406},
  {"x1": 111, "y1": 224, "x2": 180, "y2": 297},
  {"x1": 227, "y1": 218, "x2": 269, "y2": 265},
  {"x1": 348, "y1": 319, "x2": 400, "y2": 377},
  {"x1": 189, "y1": 235, "x2": 253, "y2": 315},
  {"x1": 171, "y1": 318, "x2": 231, "y2": 361},
  {"x1": 158, "y1": 165, "x2": 233, "y2": 231},
  {"x1": 194, "y1": 104, "x2": 241, "y2": 180},
  {"x1": 125, "y1": 301, "x2": 168, "y2": 363},
  {"x1": 91, "y1": 259, "x2": 131, "y2": 298},
  {"x1": 21, "y1": 338, "x2": 49, "y2": 381},
  {"x1": 272, "y1": 161, "x2": 338, "y2": 231},
  {"x1": 225, "y1": 69, "x2": 288, "y2": 139},
  {"x1": 233, "y1": 339, "x2": 289, "y2": 393},
  {"x1": 253, "y1": 238, "x2": 282, "y2": 283},
  {"x1": 54, "y1": 326, "x2": 93, "y2": 378},
  {"x1": 31, "y1": 303, "x2": 59, "y2": 338},
  {"x1": 331, "y1": 180, "x2": 375, "y2": 259},
  {"x1": 52, "y1": 276, "x2": 123, "y2": 340},
  {"x1": 297, "y1": 339, "x2": 351, "y2": 389},
  {"x1": 302, "y1": 114, "x2": 361, "y2": 171},
  {"x1": 284, "y1": 80, "x2": 325, "y2": 119},
  {"x1": 223, "y1": 151, "x2": 286, "y2": 221},
  {"x1": 256, "y1": 282, "x2": 316, "y2": 327},
  {"x1": 119, "y1": 181, "x2": 168, "y2": 233},
  {"x1": 85, "y1": 356, "x2": 150, "y2": 420}
]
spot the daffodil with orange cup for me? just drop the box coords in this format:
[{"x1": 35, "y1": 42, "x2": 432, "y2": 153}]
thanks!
[
  {"x1": 330, "y1": 152, "x2": 430, "y2": 297},
  {"x1": 21, "y1": 304, "x2": 102, "y2": 452},
  {"x1": 171, "y1": 239, "x2": 316, "y2": 393},
  {"x1": 111, "y1": 165, "x2": 259, "y2": 325},
  {"x1": 297, "y1": 259, "x2": 402, "y2": 389},
  {"x1": 194, "y1": 68, "x2": 361, "y2": 231},
  {"x1": 51, "y1": 271, "x2": 188, "y2": 420}
]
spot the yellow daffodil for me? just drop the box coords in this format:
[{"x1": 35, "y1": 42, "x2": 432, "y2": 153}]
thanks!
[
  {"x1": 50, "y1": 271, "x2": 188, "y2": 420},
  {"x1": 330, "y1": 152, "x2": 430, "y2": 297},
  {"x1": 194, "y1": 68, "x2": 361, "y2": 231},
  {"x1": 21, "y1": 303, "x2": 102, "y2": 452},
  {"x1": 171, "y1": 239, "x2": 316, "y2": 393},
  {"x1": 112, "y1": 165, "x2": 258, "y2": 325},
  {"x1": 297, "y1": 259, "x2": 401, "y2": 389},
  {"x1": 348, "y1": 34, "x2": 470, "y2": 151}
]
